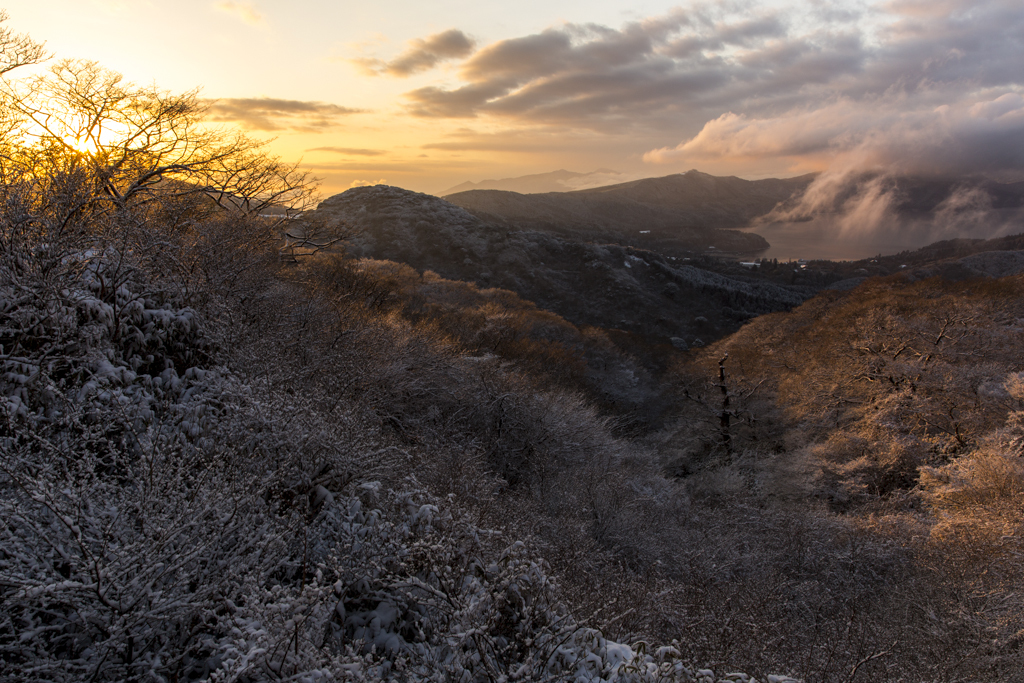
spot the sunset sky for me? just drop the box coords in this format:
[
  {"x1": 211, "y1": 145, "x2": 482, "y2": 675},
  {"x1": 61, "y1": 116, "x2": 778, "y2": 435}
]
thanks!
[{"x1": 6, "y1": 0, "x2": 1024, "y2": 196}]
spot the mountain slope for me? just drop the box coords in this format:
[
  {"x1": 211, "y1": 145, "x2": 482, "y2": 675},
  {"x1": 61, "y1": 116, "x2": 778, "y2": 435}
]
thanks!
[
  {"x1": 309, "y1": 185, "x2": 815, "y2": 347},
  {"x1": 444, "y1": 170, "x2": 815, "y2": 254}
]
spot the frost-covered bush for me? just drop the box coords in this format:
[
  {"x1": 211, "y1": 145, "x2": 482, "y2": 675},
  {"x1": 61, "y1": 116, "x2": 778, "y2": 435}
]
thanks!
[
  {"x1": 920, "y1": 372, "x2": 1024, "y2": 541},
  {"x1": 0, "y1": 204, "x2": 793, "y2": 682},
  {"x1": 1, "y1": 371, "x2": 769, "y2": 682}
]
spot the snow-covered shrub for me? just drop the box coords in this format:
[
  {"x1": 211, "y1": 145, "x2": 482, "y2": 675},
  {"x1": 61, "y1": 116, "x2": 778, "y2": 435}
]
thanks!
[
  {"x1": 1, "y1": 385, "x2": 761, "y2": 682},
  {"x1": 0, "y1": 207, "x2": 787, "y2": 683}
]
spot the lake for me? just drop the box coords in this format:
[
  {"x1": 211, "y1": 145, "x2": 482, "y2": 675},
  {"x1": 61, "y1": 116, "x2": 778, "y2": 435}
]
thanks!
[{"x1": 741, "y1": 209, "x2": 1024, "y2": 262}]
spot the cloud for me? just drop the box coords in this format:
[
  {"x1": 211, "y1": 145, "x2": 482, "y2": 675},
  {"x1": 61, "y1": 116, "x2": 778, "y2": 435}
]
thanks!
[
  {"x1": 399, "y1": 5, "x2": 855, "y2": 128},
  {"x1": 204, "y1": 98, "x2": 365, "y2": 132},
  {"x1": 403, "y1": 20, "x2": 704, "y2": 125},
  {"x1": 215, "y1": 1, "x2": 264, "y2": 26},
  {"x1": 308, "y1": 161, "x2": 468, "y2": 174},
  {"x1": 306, "y1": 147, "x2": 386, "y2": 156},
  {"x1": 668, "y1": 91, "x2": 1024, "y2": 241},
  {"x1": 416, "y1": 127, "x2": 664, "y2": 161},
  {"x1": 394, "y1": 0, "x2": 1023, "y2": 154},
  {"x1": 349, "y1": 179, "x2": 388, "y2": 188},
  {"x1": 648, "y1": 91, "x2": 1024, "y2": 177},
  {"x1": 354, "y1": 29, "x2": 475, "y2": 77},
  {"x1": 310, "y1": 0, "x2": 1024, "y2": 210},
  {"x1": 421, "y1": 132, "x2": 580, "y2": 153},
  {"x1": 763, "y1": 170, "x2": 1024, "y2": 246},
  {"x1": 630, "y1": 0, "x2": 1024, "y2": 244},
  {"x1": 422, "y1": 140, "x2": 549, "y2": 152}
]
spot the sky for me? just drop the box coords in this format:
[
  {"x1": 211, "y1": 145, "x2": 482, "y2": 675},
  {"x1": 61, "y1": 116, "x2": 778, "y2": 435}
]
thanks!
[{"x1": 4, "y1": 0, "x2": 1024, "y2": 198}]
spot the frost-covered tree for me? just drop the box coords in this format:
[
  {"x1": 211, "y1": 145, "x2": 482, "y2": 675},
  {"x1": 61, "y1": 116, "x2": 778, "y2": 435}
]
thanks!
[
  {"x1": 0, "y1": 22, "x2": 796, "y2": 682},
  {"x1": 0, "y1": 59, "x2": 318, "y2": 229}
]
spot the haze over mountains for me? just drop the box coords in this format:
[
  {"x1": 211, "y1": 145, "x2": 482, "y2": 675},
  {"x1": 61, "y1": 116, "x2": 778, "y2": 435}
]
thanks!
[{"x1": 440, "y1": 169, "x2": 627, "y2": 195}]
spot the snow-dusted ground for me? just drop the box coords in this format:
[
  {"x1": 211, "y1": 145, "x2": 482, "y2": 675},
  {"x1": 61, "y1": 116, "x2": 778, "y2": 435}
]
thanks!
[{"x1": 0, "y1": 234, "x2": 798, "y2": 682}]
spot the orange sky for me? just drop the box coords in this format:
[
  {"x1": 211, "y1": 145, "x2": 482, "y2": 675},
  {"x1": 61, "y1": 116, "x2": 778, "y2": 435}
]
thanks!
[{"x1": 5, "y1": 1, "x2": 1024, "y2": 197}]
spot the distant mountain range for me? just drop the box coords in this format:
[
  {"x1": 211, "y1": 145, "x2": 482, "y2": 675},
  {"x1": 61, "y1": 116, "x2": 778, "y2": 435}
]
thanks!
[
  {"x1": 447, "y1": 170, "x2": 813, "y2": 235},
  {"x1": 441, "y1": 169, "x2": 626, "y2": 195}
]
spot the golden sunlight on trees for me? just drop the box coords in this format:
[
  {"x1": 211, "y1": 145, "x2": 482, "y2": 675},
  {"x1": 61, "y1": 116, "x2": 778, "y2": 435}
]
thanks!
[
  {"x1": 0, "y1": 59, "x2": 318, "y2": 228},
  {"x1": 0, "y1": 20, "x2": 345, "y2": 381}
]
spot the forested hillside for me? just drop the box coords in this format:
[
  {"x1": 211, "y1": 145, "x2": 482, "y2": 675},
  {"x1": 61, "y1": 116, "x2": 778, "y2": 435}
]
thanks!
[
  {"x1": 3, "y1": 18, "x2": 1024, "y2": 683},
  {"x1": 661, "y1": 273, "x2": 1024, "y2": 679}
]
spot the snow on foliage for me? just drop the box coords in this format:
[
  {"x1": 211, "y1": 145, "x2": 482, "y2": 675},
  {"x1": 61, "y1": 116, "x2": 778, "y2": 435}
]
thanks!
[{"x1": 0, "y1": 217, "x2": 791, "y2": 682}]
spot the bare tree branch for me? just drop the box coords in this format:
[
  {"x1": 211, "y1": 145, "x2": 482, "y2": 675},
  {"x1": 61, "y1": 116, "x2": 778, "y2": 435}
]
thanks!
[
  {"x1": 1, "y1": 60, "x2": 325, "y2": 237},
  {"x1": 0, "y1": 10, "x2": 48, "y2": 75}
]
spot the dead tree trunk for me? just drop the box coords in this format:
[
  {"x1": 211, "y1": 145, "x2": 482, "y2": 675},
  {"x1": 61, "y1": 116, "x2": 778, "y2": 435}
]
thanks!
[{"x1": 719, "y1": 354, "x2": 732, "y2": 454}]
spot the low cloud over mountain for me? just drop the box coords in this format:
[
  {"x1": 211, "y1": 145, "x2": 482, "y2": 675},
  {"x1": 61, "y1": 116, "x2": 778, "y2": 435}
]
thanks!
[{"x1": 366, "y1": 0, "x2": 1024, "y2": 203}]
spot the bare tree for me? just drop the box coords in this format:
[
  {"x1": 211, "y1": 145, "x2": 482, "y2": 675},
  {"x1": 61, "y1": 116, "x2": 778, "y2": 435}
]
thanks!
[
  {"x1": 0, "y1": 59, "x2": 321, "y2": 234},
  {"x1": 0, "y1": 10, "x2": 47, "y2": 75}
]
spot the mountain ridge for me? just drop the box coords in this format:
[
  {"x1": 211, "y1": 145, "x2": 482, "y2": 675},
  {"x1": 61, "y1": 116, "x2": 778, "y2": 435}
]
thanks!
[
  {"x1": 444, "y1": 171, "x2": 816, "y2": 246},
  {"x1": 440, "y1": 168, "x2": 625, "y2": 195}
]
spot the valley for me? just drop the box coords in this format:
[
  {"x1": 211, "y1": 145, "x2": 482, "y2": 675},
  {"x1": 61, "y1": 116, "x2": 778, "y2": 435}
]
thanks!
[{"x1": 306, "y1": 175, "x2": 1024, "y2": 365}]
